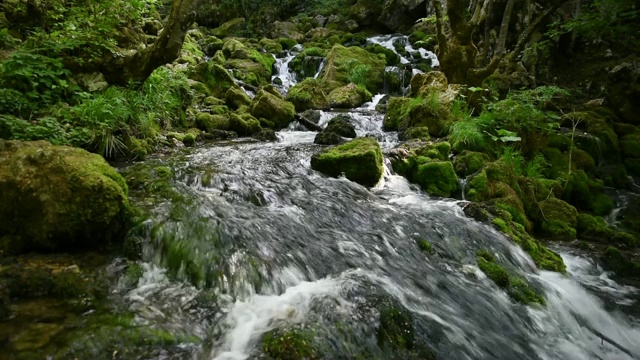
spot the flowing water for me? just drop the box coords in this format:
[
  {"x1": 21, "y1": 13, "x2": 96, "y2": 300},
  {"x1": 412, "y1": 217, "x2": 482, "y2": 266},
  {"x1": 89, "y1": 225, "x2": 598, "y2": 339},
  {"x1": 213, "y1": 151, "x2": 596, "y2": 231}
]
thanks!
[
  {"x1": 116, "y1": 102, "x2": 640, "y2": 359},
  {"x1": 108, "y1": 35, "x2": 640, "y2": 359}
]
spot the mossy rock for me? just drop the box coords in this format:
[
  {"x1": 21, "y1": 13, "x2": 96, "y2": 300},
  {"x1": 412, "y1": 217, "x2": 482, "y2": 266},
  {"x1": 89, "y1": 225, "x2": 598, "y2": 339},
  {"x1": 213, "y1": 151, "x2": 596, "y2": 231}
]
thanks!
[
  {"x1": 413, "y1": 160, "x2": 458, "y2": 198},
  {"x1": 0, "y1": 140, "x2": 133, "y2": 254},
  {"x1": 365, "y1": 44, "x2": 400, "y2": 66},
  {"x1": 396, "y1": 127, "x2": 427, "y2": 142},
  {"x1": 198, "y1": 35, "x2": 224, "y2": 57},
  {"x1": 576, "y1": 213, "x2": 615, "y2": 242},
  {"x1": 327, "y1": 83, "x2": 372, "y2": 109},
  {"x1": 225, "y1": 86, "x2": 251, "y2": 109},
  {"x1": 311, "y1": 137, "x2": 383, "y2": 187},
  {"x1": 453, "y1": 151, "x2": 490, "y2": 177},
  {"x1": 382, "y1": 95, "x2": 451, "y2": 137},
  {"x1": 476, "y1": 250, "x2": 545, "y2": 305},
  {"x1": 195, "y1": 113, "x2": 229, "y2": 132},
  {"x1": 318, "y1": 44, "x2": 386, "y2": 93},
  {"x1": 285, "y1": 78, "x2": 330, "y2": 111},
  {"x1": 324, "y1": 115, "x2": 356, "y2": 138},
  {"x1": 601, "y1": 246, "x2": 640, "y2": 278},
  {"x1": 229, "y1": 113, "x2": 262, "y2": 136},
  {"x1": 211, "y1": 17, "x2": 246, "y2": 38},
  {"x1": 261, "y1": 327, "x2": 319, "y2": 360},
  {"x1": 537, "y1": 198, "x2": 577, "y2": 241},
  {"x1": 250, "y1": 90, "x2": 296, "y2": 130},
  {"x1": 562, "y1": 170, "x2": 613, "y2": 215},
  {"x1": 187, "y1": 62, "x2": 235, "y2": 98},
  {"x1": 222, "y1": 39, "x2": 275, "y2": 85}
]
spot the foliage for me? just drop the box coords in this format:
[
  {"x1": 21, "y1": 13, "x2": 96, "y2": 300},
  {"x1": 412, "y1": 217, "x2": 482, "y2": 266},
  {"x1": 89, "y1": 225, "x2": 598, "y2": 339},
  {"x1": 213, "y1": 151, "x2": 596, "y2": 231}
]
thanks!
[
  {"x1": 0, "y1": 50, "x2": 78, "y2": 116},
  {"x1": 551, "y1": 0, "x2": 639, "y2": 42},
  {"x1": 347, "y1": 64, "x2": 372, "y2": 87}
]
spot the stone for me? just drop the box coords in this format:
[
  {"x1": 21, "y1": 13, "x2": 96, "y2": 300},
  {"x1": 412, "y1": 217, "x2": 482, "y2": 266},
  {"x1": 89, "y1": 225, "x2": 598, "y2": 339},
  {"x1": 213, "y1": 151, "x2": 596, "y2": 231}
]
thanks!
[
  {"x1": 311, "y1": 137, "x2": 384, "y2": 187},
  {"x1": 286, "y1": 78, "x2": 330, "y2": 111},
  {"x1": 324, "y1": 114, "x2": 356, "y2": 138},
  {"x1": 74, "y1": 72, "x2": 109, "y2": 92},
  {"x1": 327, "y1": 83, "x2": 372, "y2": 108},
  {"x1": 0, "y1": 140, "x2": 132, "y2": 254},
  {"x1": 318, "y1": 44, "x2": 386, "y2": 93},
  {"x1": 250, "y1": 90, "x2": 296, "y2": 129},
  {"x1": 314, "y1": 131, "x2": 345, "y2": 145}
]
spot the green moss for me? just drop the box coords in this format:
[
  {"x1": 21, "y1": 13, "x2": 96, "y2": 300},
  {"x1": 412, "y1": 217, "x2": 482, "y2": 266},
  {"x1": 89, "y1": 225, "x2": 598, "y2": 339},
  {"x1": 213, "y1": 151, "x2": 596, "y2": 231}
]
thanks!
[
  {"x1": 225, "y1": 86, "x2": 252, "y2": 110},
  {"x1": 365, "y1": 44, "x2": 400, "y2": 66},
  {"x1": 417, "y1": 239, "x2": 432, "y2": 253},
  {"x1": 382, "y1": 95, "x2": 451, "y2": 137},
  {"x1": 537, "y1": 198, "x2": 577, "y2": 241},
  {"x1": 250, "y1": 90, "x2": 296, "y2": 129},
  {"x1": 453, "y1": 151, "x2": 490, "y2": 177},
  {"x1": 311, "y1": 137, "x2": 383, "y2": 187},
  {"x1": 476, "y1": 250, "x2": 545, "y2": 305},
  {"x1": 327, "y1": 83, "x2": 372, "y2": 109},
  {"x1": 0, "y1": 141, "x2": 132, "y2": 254},
  {"x1": 195, "y1": 113, "x2": 229, "y2": 132},
  {"x1": 413, "y1": 161, "x2": 458, "y2": 198},
  {"x1": 318, "y1": 44, "x2": 386, "y2": 93},
  {"x1": 182, "y1": 133, "x2": 196, "y2": 147},
  {"x1": 229, "y1": 114, "x2": 262, "y2": 136},
  {"x1": 576, "y1": 213, "x2": 614, "y2": 242},
  {"x1": 187, "y1": 62, "x2": 235, "y2": 98},
  {"x1": 402, "y1": 127, "x2": 430, "y2": 141},
  {"x1": 286, "y1": 78, "x2": 330, "y2": 111},
  {"x1": 601, "y1": 247, "x2": 640, "y2": 278},
  {"x1": 562, "y1": 170, "x2": 611, "y2": 214},
  {"x1": 262, "y1": 327, "x2": 318, "y2": 360}
]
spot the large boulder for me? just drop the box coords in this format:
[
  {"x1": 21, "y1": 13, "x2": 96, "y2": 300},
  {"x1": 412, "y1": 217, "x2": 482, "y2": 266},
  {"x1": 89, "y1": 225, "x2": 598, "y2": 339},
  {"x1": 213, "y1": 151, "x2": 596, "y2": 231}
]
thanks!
[
  {"x1": 0, "y1": 140, "x2": 132, "y2": 254},
  {"x1": 383, "y1": 95, "x2": 452, "y2": 137},
  {"x1": 286, "y1": 78, "x2": 330, "y2": 111},
  {"x1": 537, "y1": 198, "x2": 578, "y2": 241},
  {"x1": 271, "y1": 21, "x2": 305, "y2": 43},
  {"x1": 188, "y1": 62, "x2": 235, "y2": 98},
  {"x1": 324, "y1": 115, "x2": 357, "y2": 138},
  {"x1": 311, "y1": 137, "x2": 384, "y2": 187},
  {"x1": 327, "y1": 83, "x2": 372, "y2": 109},
  {"x1": 318, "y1": 44, "x2": 386, "y2": 93},
  {"x1": 222, "y1": 39, "x2": 275, "y2": 85},
  {"x1": 250, "y1": 90, "x2": 296, "y2": 129}
]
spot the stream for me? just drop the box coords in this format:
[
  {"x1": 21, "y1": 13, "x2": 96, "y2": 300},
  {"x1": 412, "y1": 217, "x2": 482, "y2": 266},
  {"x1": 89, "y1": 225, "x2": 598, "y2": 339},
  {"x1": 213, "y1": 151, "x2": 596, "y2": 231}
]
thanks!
[{"x1": 115, "y1": 97, "x2": 640, "y2": 359}]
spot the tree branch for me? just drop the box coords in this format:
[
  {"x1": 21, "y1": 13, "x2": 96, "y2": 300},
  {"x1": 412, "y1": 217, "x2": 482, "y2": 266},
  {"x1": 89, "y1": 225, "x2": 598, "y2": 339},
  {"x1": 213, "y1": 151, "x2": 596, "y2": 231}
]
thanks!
[
  {"x1": 431, "y1": 0, "x2": 449, "y2": 54},
  {"x1": 494, "y1": 0, "x2": 515, "y2": 57},
  {"x1": 512, "y1": 1, "x2": 568, "y2": 60}
]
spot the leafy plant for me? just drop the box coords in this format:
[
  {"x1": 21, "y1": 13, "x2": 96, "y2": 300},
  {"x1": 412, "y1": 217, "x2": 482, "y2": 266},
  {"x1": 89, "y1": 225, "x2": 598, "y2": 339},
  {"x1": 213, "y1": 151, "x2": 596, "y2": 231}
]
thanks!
[{"x1": 347, "y1": 63, "x2": 372, "y2": 87}]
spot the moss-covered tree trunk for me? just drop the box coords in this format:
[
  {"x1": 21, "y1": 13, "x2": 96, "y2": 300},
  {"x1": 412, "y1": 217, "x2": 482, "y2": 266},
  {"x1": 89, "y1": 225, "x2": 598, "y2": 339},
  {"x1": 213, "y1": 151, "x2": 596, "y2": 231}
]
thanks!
[
  {"x1": 101, "y1": 0, "x2": 199, "y2": 85},
  {"x1": 430, "y1": 0, "x2": 565, "y2": 86}
]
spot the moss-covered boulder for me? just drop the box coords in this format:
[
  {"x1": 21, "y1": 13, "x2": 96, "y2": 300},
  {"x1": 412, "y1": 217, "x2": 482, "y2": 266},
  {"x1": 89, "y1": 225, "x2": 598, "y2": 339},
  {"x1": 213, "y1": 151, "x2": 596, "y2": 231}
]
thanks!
[
  {"x1": 250, "y1": 90, "x2": 296, "y2": 129},
  {"x1": 187, "y1": 62, "x2": 235, "y2": 98},
  {"x1": 382, "y1": 95, "x2": 451, "y2": 137},
  {"x1": 576, "y1": 213, "x2": 615, "y2": 242},
  {"x1": 222, "y1": 39, "x2": 275, "y2": 85},
  {"x1": 562, "y1": 170, "x2": 614, "y2": 215},
  {"x1": 453, "y1": 151, "x2": 490, "y2": 177},
  {"x1": 225, "y1": 86, "x2": 251, "y2": 109},
  {"x1": 327, "y1": 83, "x2": 372, "y2": 108},
  {"x1": 324, "y1": 115, "x2": 356, "y2": 138},
  {"x1": 311, "y1": 137, "x2": 383, "y2": 187},
  {"x1": 229, "y1": 113, "x2": 262, "y2": 136},
  {"x1": 399, "y1": 127, "x2": 431, "y2": 141},
  {"x1": 318, "y1": 44, "x2": 386, "y2": 93},
  {"x1": 537, "y1": 198, "x2": 577, "y2": 241},
  {"x1": 413, "y1": 160, "x2": 458, "y2": 198},
  {"x1": 286, "y1": 78, "x2": 330, "y2": 111},
  {"x1": 0, "y1": 140, "x2": 132, "y2": 254},
  {"x1": 195, "y1": 113, "x2": 229, "y2": 132}
]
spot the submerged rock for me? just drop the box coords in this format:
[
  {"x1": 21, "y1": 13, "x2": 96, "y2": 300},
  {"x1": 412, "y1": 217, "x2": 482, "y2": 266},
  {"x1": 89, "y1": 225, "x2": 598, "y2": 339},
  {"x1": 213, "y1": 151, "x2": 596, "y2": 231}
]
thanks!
[
  {"x1": 311, "y1": 137, "x2": 383, "y2": 187},
  {"x1": 0, "y1": 140, "x2": 133, "y2": 254}
]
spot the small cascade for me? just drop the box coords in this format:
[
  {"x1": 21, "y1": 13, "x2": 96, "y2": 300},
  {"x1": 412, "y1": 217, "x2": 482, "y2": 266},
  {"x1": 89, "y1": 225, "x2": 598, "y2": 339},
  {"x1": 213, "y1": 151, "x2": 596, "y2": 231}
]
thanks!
[
  {"x1": 459, "y1": 178, "x2": 468, "y2": 200},
  {"x1": 313, "y1": 59, "x2": 326, "y2": 79},
  {"x1": 271, "y1": 49, "x2": 300, "y2": 95},
  {"x1": 367, "y1": 34, "x2": 439, "y2": 70},
  {"x1": 383, "y1": 66, "x2": 411, "y2": 96}
]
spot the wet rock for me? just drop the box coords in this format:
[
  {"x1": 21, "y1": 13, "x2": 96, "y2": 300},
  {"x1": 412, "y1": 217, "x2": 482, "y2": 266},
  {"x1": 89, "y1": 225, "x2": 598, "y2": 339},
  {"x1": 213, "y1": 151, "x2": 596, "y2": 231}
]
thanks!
[
  {"x1": 225, "y1": 86, "x2": 252, "y2": 109},
  {"x1": 271, "y1": 21, "x2": 305, "y2": 43},
  {"x1": 318, "y1": 44, "x2": 386, "y2": 94},
  {"x1": 0, "y1": 140, "x2": 132, "y2": 254},
  {"x1": 325, "y1": 115, "x2": 357, "y2": 138},
  {"x1": 311, "y1": 137, "x2": 383, "y2": 187},
  {"x1": 199, "y1": 35, "x2": 224, "y2": 57},
  {"x1": 196, "y1": 113, "x2": 229, "y2": 132},
  {"x1": 286, "y1": 78, "x2": 330, "y2": 111},
  {"x1": 202, "y1": 130, "x2": 238, "y2": 140},
  {"x1": 342, "y1": 20, "x2": 359, "y2": 32},
  {"x1": 301, "y1": 109, "x2": 322, "y2": 124},
  {"x1": 537, "y1": 198, "x2": 577, "y2": 241},
  {"x1": 250, "y1": 89, "x2": 296, "y2": 129},
  {"x1": 314, "y1": 131, "x2": 345, "y2": 145},
  {"x1": 188, "y1": 62, "x2": 235, "y2": 98},
  {"x1": 253, "y1": 129, "x2": 279, "y2": 142},
  {"x1": 453, "y1": 151, "x2": 490, "y2": 177},
  {"x1": 312, "y1": 15, "x2": 327, "y2": 28},
  {"x1": 327, "y1": 83, "x2": 372, "y2": 109}
]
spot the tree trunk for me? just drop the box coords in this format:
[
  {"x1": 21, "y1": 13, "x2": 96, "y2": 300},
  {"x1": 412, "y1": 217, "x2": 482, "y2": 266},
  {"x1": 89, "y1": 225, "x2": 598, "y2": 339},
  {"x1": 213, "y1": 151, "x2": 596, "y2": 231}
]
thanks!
[{"x1": 101, "y1": 0, "x2": 199, "y2": 86}]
